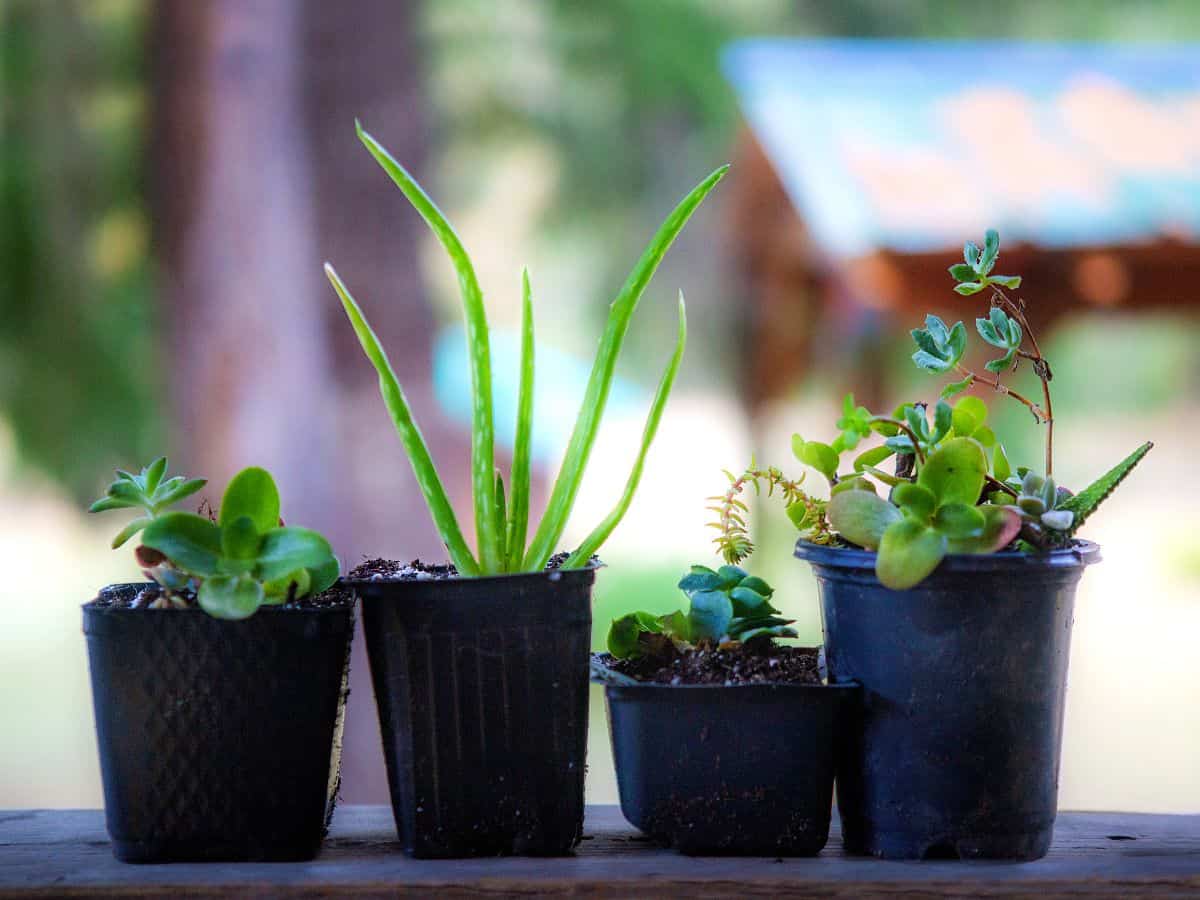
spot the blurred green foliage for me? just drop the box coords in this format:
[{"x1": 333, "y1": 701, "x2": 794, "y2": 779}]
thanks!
[{"x1": 0, "y1": 0, "x2": 160, "y2": 498}]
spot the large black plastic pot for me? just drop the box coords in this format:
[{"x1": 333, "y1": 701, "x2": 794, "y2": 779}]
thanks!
[
  {"x1": 601, "y1": 678, "x2": 860, "y2": 855},
  {"x1": 354, "y1": 567, "x2": 594, "y2": 858},
  {"x1": 794, "y1": 540, "x2": 1100, "y2": 860},
  {"x1": 83, "y1": 583, "x2": 355, "y2": 863}
]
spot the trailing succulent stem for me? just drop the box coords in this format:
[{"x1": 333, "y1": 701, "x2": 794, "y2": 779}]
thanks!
[
  {"x1": 708, "y1": 463, "x2": 827, "y2": 564},
  {"x1": 327, "y1": 122, "x2": 727, "y2": 575}
]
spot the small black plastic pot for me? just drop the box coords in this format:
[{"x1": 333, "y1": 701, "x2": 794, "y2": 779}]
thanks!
[
  {"x1": 600, "y1": 675, "x2": 860, "y2": 855},
  {"x1": 795, "y1": 540, "x2": 1100, "y2": 861},
  {"x1": 354, "y1": 567, "x2": 594, "y2": 858},
  {"x1": 83, "y1": 583, "x2": 355, "y2": 863}
]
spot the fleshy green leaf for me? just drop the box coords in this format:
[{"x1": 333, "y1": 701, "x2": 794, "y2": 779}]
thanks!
[
  {"x1": 955, "y1": 282, "x2": 984, "y2": 296},
  {"x1": 326, "y1": 263, "x2": 480, "y2": 576},
  {"x1": 144, "y1": 457, "x2": 168, "y2": 494},
  {"x1": 355, "y1": 123, "x2": 500, "y2": 573},
  {"x1": 964, "y1": 241, "x2": 981, "y2": 268},
  {"x1": 153, "y1": 477, "x2": 208, "y2": 509},
  {"x1": 854, "y1": 445, "x2": 894, "y2": 472},
  {"x1": 525, "y1": 165, "x2": 728, "y2": 571},
  {"x1": 739, "y1": 575, "x2": 774, "y2": 598},
  {"x1": 199, "y1": 574, "x2": 265, "y2": 620},
  {"x1": 257, "y1": 527, "x2": 337, "y2": 583},
  {"x1": 990, "y1": 274, "x2": 1022, "y2": 289},
  {"x1": 981, "y1": 229, "x2": 1000, "y2": 271},
  {"x1": 730, "y1": 585, "x2": 774, "y2": 616},
  {"x1": 263, "y1": 567, "x2": 311, "y2": 602},
  {"x1": 110, "y1": 516, "x2": 153, "y2": 549},
  {"x1": 932, "y1": 502, "x2": 986, "y2": 539},
  {"x1": 952, "y1": 396, "x2": 988, "y2": 436},
  {"x1": 608, "y1": 613, "x2": 648, "y2": 658},
  {"x1": 993, "y1": 444, "x2": 1012, "y2": 482},
  {"x1": 140, "y1": 513, "x2": 223, "y2": 576},
  {"x1": 877, "y1": 519, "x2": 947, "y2": 590},
  {"x1": 918, "y1": 437, "x2": 987, "y2": 506},
  {"x1": 893, "y1": 482, "x2": 937, "y2": 521},
  {"x1": 1058, "y1": 442, "x2": 1153, "y2": 536},
  {"x1": 946, "y1": 505, "x2": 1021, "y2": 554},
  {"x1": 828, "y1": 490, "x2": 902, "y2": 550},
  {"x1": 688, "y1": 589, "x2": 733, "y2": 642},
  {"x1": 940, "y1": 375, "x2": 974, "y2": 399},
  {"x1": 506, "y1": 269, "x2": 536, "y2": 571},
  {"x1": 792, "y1": 435, "x2": 839, "y2": 481},
  {"x1": 221, "y1": 516, "x2": 262, "y2": 560},
  {"x1": 678, "y1": 565, "x2": 721, "y2": 594},
  {"x1": 948, "y1": 263, "x2": 975, "y2": 282},
  {"x1": 219, "y1": 467, "x2": 280, "y2": 534},
  {"x1": 562, "y1": 294, "x2": 687, "y2": 570},
  {"x1": 307, "y1": 557, "x2": 340, "y2": 595}
]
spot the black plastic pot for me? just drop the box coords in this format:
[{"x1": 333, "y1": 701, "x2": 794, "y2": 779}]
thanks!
[
  {"x1": 355, "y1": 567, "x2": 594, "y2": 858},
  {"x1": 601, "y1": 677, "x2": 860, "y2": 855},
  {"x1": 795, "y1": 540, "x2": 1101, "y2": 860},
  {"x1": 83, "y1": 583, "x2": 355, "y2": 863}
]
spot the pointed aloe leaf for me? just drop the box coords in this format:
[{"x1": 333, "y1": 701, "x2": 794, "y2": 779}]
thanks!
[
  {"x1": 355, "y1": 123, "x2": 500, "y2": 574},
  {"x1": 494, "y1": 471, "x2": 508, "y2": 571},
  {"x1": 506, "y1": 269, "x2": 536, "y2": 570},
  {"x1": 526, "y1": 165, "x2": 728, "y2": 570},
  {"x1": 1059, "y1": 442, "x2": 1153, "y2": 536},
  {"x1": 325, "y1": 263, "x2": 480, "y2": 576},
  {"x1": 562, "y1": 295, "x2": 687, "y2": 569}
]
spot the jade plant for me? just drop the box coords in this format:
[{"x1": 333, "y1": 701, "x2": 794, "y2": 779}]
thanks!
[
  {"x1": 325, "y1": 122, "x2": 724, "y2": 576},
  {"x1": 607, "y1": 565, "x2": 796, "y2": 660},
  {"x1": 708, "y1": 230, "x2": 1152, "y2": 590},
  {"x1": 91, "y1": 460, "x2": 339, "y2": 618}
]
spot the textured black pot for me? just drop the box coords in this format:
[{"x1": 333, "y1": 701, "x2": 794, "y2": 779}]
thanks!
[
  {"x1": 83, "y1": 583, "x2": 355, "y2": 863},
  {"x1": 354, "y1": 567, "x2": 594, "y2": 858},
  {"x1": 601, "y1": 676, "x2": 860, "y2": 855},
  {"x1": 795, "y1": 540, "x2": 1100, "y2": 860}
]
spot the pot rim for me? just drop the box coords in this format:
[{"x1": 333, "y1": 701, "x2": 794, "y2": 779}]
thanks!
[
  {"x1": 598, "y1": 679, "x2": 861, "y2": 694},
  {"x1": 794, "y1": 537, "x2": 1100, "y2": 572},
  {"x1": 343, "y1": 562, "x2": 600, "y2": 590},
  {"x1": 83, "y1": 581, "x2": 356, "y2": 615}
]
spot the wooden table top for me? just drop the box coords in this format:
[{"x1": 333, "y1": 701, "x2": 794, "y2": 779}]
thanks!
[{"x1": 3, "y1": 805, "x2": 1199, "y2": 898}]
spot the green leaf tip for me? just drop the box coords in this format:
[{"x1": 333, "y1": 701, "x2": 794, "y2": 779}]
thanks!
[{"x1": 1059, "y1": 441, "x2": 1153, "y2": 537}]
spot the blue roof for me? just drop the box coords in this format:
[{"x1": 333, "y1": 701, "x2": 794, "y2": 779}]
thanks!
[{"x1": 723, "y1": 39, "x2": 1200, "y2": 258}]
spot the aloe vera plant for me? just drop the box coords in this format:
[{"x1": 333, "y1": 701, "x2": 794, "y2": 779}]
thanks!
[
  {"x1": 708, "y1": 230, "x2": 1151, "y2": 590},
  {"x1": 327, "y1": 122, "x2": 725, "y2": 576}
]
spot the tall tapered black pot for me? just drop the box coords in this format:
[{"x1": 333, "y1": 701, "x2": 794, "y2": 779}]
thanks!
[
  {"x1": 354, "y1": 567, "x2": 594, "y2": 858},
  {"x1": 795, "y1": 540, "x2": 1100, "y2": 860},
  {"x1": 84, "y1": 583, "x2": 355, "y2": 863}
]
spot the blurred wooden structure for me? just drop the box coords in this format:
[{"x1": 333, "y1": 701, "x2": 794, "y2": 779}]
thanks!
[{"x1": 724, "y1": 40, "x2": 1200, "y2": 410}]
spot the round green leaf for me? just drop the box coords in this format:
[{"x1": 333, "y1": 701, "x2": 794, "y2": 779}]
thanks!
[
  {"x1": 893, "y1": 482, "x2": 937, "y2": 521},
  {"x1": 828, "y1": 490, "x2": 902, "y2": 550},
  {"x1": 877, "y1": 519, "x2": 947, "y2": 590},
  {"x1": 257, "y1": 527, "x2": 336, "y2": 582},
  {"x1": 793, "y1": 437, "x2": 839, "y2": 481},
  {"x1": 219, "y1": 467, "x2": 281, "y2": 534},
  {"x1": 221, "y1": 515, "x2": 262, "y2": 560},
  {"x1": 932, "y1": 502, "x2": 986, "y2": 539},
  {"x1": 918, "y1": 437, "x2": 987, "y2": 506},
  {"x1": 198, "y1": 574, "x2": 265, "y2": 620},
  {"x1": 607, "y1": 613, "x2": 644, "y2": 658},
  {"x1": 952, "y1": 396, "x2": 988, "y2": 436},
  {"x1": 263, "y1": 567, "x2": 312, "y2": 603},
  {"x1": 688, "y1": 589, "x2": 734, "y2": 642},
  {"x1": 992, "y1": 444, "x2": 1012, "y2": 482},
  {"x1": 947, "y1": 505, "x2": 1022, "y2": 554},
  {"x1": 307, "y1": 556, "x2": 340, "y2": 595},
  {"x1": 140, "y1": 512, "x2": 223, "y2": 576}
]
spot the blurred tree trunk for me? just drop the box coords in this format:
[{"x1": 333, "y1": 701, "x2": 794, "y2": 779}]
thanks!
[{"x1": 152, "y1": 0, "x2": 457, "y2": 802}]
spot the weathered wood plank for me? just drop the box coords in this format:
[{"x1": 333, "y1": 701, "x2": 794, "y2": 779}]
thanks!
[{"x1": 2, "y1": 806, "x2": 1199, "y2": 898}]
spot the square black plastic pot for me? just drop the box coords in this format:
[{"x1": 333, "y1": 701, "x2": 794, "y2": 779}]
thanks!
[
  {"x1": 83, "y1": 583, "x2": 355, "y2": 863},
  {"x1": 353, "y1": 567, "x2": 594, "y2": 858},
  {"x1": 601, "y1": 677, "x2": 861, "y2": 855},
  {"x1": 795, "y1": 540, "x2": 1100, "y2": 860}
]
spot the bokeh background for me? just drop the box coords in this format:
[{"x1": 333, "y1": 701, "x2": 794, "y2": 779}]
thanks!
[{"x1": 3, "y1": 0, "x2": 1199, "y2": 813}]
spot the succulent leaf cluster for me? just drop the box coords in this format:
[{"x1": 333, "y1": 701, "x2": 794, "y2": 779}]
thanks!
[
  {"x1": 91, "y1": 462, "x2": 338, "y2": 619},
  {"x1": 947, "y1": 229, "x2": 1021, "y2": 295},
  {"x1": 607, "y1": 565, "x2": 796, "y2": 660}
]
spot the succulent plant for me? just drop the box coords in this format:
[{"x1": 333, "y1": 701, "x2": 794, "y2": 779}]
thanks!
[
  {"x1": 89, "y1": 457, "x2": 207, "y2": 549},
  {"x1": 607, "y1": 565, "x2": 796, "y2": 659}
]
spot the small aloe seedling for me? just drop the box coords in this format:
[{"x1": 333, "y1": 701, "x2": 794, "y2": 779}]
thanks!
[
  {"x1": 607, "y1": 565, "x2": 796, "y2": 659},
  {"x1": 89, "y1": 457, "x2": 206, "y2": 548},
  {"x1": 326, "y1": 122, "x2": 724, "y2": 577}
]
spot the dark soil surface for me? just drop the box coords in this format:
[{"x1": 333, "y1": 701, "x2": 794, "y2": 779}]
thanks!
[
  {"x1": 89, "y1": 582, "x2": 354, "y2": 611},
  {"x1": 347, "y1": 552, "x2": 587, "y2": 581},
  {"x1": 601, "y1": 644, "x2": 822, "y2": 686}
]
